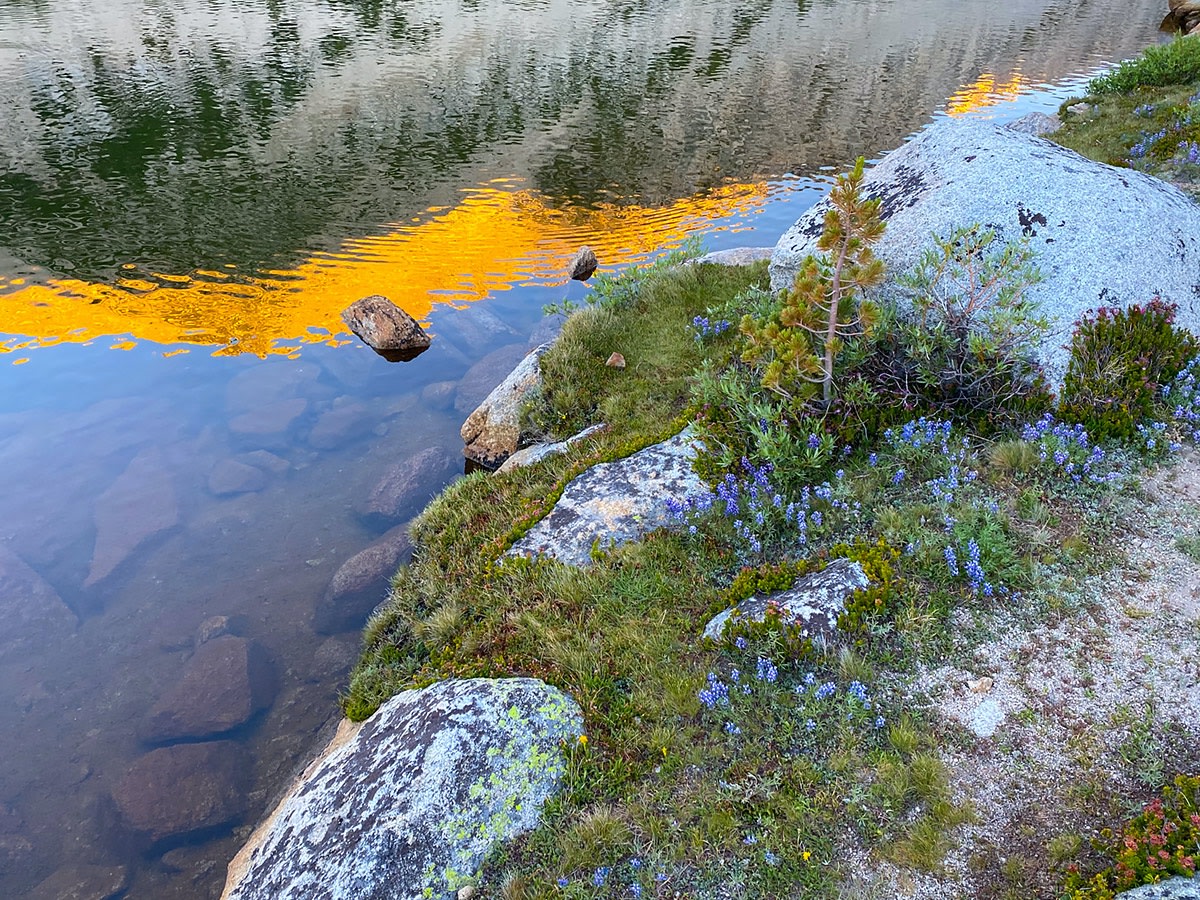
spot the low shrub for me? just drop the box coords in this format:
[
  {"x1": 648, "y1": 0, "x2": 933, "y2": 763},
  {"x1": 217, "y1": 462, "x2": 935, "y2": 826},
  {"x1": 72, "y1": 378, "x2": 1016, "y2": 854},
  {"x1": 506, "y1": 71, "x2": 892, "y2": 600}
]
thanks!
[{"x1": 1087, "y1": 35, "x2": 1200, "y2": 96}]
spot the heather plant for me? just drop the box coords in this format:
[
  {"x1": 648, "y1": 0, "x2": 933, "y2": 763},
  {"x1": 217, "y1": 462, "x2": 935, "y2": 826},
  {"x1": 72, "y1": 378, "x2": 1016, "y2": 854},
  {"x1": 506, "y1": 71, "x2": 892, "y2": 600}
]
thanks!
[
  {"x1": 1060, "y1": 298, "x2": 1199, "y2": 441},
  {"x1": 740, "y1": 157, "x2": 884, "y2": 405}
]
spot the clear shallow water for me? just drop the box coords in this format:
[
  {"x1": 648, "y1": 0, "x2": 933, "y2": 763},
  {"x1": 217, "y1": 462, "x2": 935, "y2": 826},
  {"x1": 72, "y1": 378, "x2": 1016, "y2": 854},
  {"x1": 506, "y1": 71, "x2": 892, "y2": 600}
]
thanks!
[{"x1": 0, "y1": 0, "x2": 1173, "y2": 896}]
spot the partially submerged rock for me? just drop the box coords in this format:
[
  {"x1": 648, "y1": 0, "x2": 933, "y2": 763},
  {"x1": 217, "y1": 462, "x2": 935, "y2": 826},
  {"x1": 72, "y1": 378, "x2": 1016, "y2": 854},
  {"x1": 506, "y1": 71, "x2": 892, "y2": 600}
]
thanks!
[
  {"x1": 314, "y1": 524, "x2": 413, "y2": 634},
  {"x1": 221, "y1": 678, "x2": 582, "y2": 900},
  {"x1": 770, "y1": 118, "x2": 1200, "y2": 387},
  {"x1": 495, "y1": 424, "x2": 606, "y2": 474},
  {"x1": 140, "y1": 636, "x2": 275, "y2": 743},
  {"x1": 460, "y1": 344, "x2": 551, "y2": 469},
  {"x1": 566, "y1": 246, "x2": 598, "y2": 281},
  {"x1": 85, "y1": 448, "x2": 179, "y2": 589},
  {"x1": 114, "y1": 741, "x2": 250, "y2": 844},
  {"x1": 341, "y1": 295, "x2": 432, "y2": 361},
  {"x1": 702, "y1": 558, "x2": 869, "y2": 642},
  {"x1": 507, "y1": 428, "x2": 706, "y2": 567}
]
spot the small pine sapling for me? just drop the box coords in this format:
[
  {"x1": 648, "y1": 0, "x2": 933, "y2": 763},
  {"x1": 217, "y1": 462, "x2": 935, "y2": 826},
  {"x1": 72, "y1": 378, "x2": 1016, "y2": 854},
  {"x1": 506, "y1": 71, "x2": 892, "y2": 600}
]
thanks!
[{"x1": 741, "y1": 157, "x2": 885, "y2": 405}]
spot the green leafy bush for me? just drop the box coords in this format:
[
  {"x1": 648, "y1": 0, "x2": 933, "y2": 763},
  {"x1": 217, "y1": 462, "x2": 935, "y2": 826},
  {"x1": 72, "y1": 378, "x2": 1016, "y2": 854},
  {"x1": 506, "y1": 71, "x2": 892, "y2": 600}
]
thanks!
[
  {"x1": 1059, "y1": 297, "x2": 1198, "y2": 440},
  {"x1": 1065, "y1": 774, "x2": 1200, "y2": 898}
]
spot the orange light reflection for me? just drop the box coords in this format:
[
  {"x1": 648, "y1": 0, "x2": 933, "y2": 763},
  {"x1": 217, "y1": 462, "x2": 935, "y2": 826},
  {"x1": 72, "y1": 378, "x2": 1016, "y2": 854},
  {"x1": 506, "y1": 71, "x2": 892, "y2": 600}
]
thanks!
[
  {"x1": 946, "y1": 73, "x2": 1027, "y2": 117},
  {"x1": 0, "y1": 180, "x2": 769, "y2": 360}
]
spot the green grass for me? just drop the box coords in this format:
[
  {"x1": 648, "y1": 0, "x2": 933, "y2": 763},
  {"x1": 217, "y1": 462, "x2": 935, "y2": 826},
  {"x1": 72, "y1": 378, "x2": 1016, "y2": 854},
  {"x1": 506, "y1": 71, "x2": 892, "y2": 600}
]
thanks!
[{"x1": 1086, "y1": 35, "x2": 1200, "y2": 96}]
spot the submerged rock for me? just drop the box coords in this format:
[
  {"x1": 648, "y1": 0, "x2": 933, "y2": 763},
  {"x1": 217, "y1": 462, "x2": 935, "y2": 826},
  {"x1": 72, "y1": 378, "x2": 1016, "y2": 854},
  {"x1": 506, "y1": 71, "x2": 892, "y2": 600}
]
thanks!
[
  {"x1": 308, "y1": 399, "x2": 374, "y2": 450},
  {"x1": 27, "y1": 864, "x2": 129, "y2": 900},
  {"x1": 702, "y1": 557, "x2": 870, "y2": 643},
  {"x1": 460, "y1": 344, "x2": 550, "y2": 469},
  {"x1": 141, "y1": 635, "x2": 275, "y2": 743},
  {"x1": 85, "y1": 448, "x2": 179, "y2": 589},
  {"x1": 208, "y1": 459, "x2": 267, "y2": 496},
  {"x1": 114, "y1": 741, "x2": 249, "y2": 844},
  {"x1": 341, "y1": 295, "x2": 432, "y2": 361},
  {"x1": 454, "y1": 343, "x2": 529, "y2": 415},
  {"x1": 359, "y1": 447, "x2": 458, "y2": 525},
  {"x1": 0, "y1": 545, "x2": 76, "y2": 659},
  {"x1": 221, "y1": 678, "x2": 582, "y2": 900},
  {"x1": 507, "y1": 428, "x2": 706, "y2": 567},
  {"x1": 314, "y1": 524, "x2": 413, "y2": 634},
  {"x1": 770, "y1": 118, "x2": 1200, "y2": 387}
]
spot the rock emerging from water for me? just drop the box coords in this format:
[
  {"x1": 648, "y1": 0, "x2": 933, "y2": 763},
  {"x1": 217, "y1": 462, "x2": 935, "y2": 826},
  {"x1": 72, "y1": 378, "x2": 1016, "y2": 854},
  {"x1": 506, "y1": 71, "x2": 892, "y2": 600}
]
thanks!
[
  {"x1": 341, "y1": 295, "x2": 432, "y2": 361},
  {"x1": 566, "y1": 246, "x2": 598, "y2": 281},
  {"x1": 460, "y1": 344, "x2": 551, "y2": 469},
  {"x1": 507, "y1": 428, "x2": 706, "y2": 567},
  {"x1": 770, "y1": 118, "x2": 1200, "y2": 388},
  {"x1": 221, "y1": 678, "x2": 582, "y2": 900},
  {"x1": 140, "y1": 636, "x2": 275, "y2": 743},
  {"x1": 702, "y1": 557, "x2": 870, "y2": 643}
]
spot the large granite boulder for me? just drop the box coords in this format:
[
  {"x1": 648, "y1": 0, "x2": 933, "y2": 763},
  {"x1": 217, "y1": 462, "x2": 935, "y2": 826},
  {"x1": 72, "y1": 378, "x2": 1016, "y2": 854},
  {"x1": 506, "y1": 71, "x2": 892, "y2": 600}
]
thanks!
[
  {"x1": 460, "y1": 344, "x2": 550, "y2": 469},
  {"x1": 359, "y1": 447, "x2": 457, "y2": 525},
  {"x1": 85, "y1": 448, "x2": 179, "y2": 589},
  {"x1": 341, "y1": 295, "x2": 431, "y2": 361},
  {"x1": 0, "y1": 545, "x2": 76, "y2": 659},
  {"x1": 221, "y1": 678, "x2": 582, "y2": 900},
  {"x1": 507, "y1": 428, "x2": 706, "y2": 567},
  {"x1": 114, "y1": 741, "x2": 250, "y2": 844},
  {"x1": 140, "y1": 636, "x2": 275, "y2": 743},
  {"x1": 702, "y1": 558, "x2": 869, "y2": 642},
  {"x1": 314, "y1": 524, "x2": 413, "y2": 634},
  {"x1": 769, "y1": 119, "x2": 1200, "y2": 387},
  {"x1": 1116, "y1": 874, "x2": 1200, "y2": 899}
]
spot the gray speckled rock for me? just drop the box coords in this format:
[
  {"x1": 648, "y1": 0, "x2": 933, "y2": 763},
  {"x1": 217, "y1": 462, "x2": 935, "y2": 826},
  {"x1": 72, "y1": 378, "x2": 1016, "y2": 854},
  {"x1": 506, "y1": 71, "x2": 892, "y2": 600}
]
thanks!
[
  {"x1": 461, "y1": 344, "x2": 551, "y2": 469},
  {"x1": 221, "y1": 678, "x2": 581, "y2": 900},
  {"x1": 495, "y1": 424, "x2": 606, "y2": 474},
  {"x1": 769, "y1": 119, "x2": 1200, "y2": 387},
  {"x1": 1005, "y1": 111, "x2": 1061, "y2": 136},
  {"x1": 691, "y1": 247, "x2": 774, "y2": 266},
  {"x1": 702, "y1": 557, "x2": 869, "y2": 642},
  {"x1": 507, "y1": 428, "x2": 705, "y2": 567},
  {"x1": 1116, "y1": 875, "x2": 1200, "y2": 899}
]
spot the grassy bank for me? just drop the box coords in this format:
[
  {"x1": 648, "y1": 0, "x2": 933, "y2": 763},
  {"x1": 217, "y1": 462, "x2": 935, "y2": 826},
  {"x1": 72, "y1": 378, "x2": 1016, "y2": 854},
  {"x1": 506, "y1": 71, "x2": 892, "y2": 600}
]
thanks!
[{"x1": 345, "y1": 37, "x2": 1200, "y2": 900}]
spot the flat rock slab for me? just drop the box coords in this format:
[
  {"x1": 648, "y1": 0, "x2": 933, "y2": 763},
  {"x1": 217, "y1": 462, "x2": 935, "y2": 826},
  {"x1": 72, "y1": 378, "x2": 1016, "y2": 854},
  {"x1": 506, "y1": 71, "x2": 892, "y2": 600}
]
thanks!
[
  {"x1": 496, "y1": 424, "x2": 606, "y2": 474},
  {"x1": 769, "y1": 118, "x2": 1200, "y2": 387},
  {"x1": 507, "y1": 429, "x2": 705, "y2": 567},
  {"x1": 703, "y1": 557, "x2": 869, "y2": 642},
  {"x1": 461, "y1": 344, "x2": 550, "y2": 469},
  {"x1": 314, "y1": 524, "x2": 413, "y2": 634},
  {"x1": 0, "y1": 545, "x2": 76, "y2": 659},
  {"x1": 86, "y1": 448, "x2": 179, "y2": 588},
  {"x1": 141, "y1": 635, "x2": 275, "y2": 743},
  {"x1": 114, "y1": 741, "x2": 250, "y2": 844},
  {"x1": 1117, "y1": 875, "x2": 1200, "y2": 899},
  {"x1": 221, "y1": 678, "x2": 582, "y2": 900}
]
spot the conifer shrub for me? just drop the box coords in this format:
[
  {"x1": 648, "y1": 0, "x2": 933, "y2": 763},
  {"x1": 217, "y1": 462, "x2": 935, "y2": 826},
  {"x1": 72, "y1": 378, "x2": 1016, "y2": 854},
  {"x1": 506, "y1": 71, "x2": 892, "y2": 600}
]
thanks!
[{"x1": 1059, "y1": 298, "x2": 1198, "y2": 440}]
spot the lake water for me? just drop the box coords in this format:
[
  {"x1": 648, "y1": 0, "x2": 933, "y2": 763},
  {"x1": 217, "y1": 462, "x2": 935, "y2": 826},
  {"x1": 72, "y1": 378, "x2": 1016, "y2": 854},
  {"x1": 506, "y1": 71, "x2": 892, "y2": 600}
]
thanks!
[{"x1": 0, "y1": 0, "x2": 1174, "y2": 896}]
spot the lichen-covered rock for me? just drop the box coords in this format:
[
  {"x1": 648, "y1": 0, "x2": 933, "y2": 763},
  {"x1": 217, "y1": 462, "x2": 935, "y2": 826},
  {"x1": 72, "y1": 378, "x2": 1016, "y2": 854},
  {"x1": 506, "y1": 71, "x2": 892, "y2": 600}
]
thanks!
[
  {"x1": 140, "y1": 635, "x2": 275, "y2": 743},
  {"x1": 770, "y1": 118, "x2": 1200, "y2": 387},
  {"x1": 495, "y1": 424, "x2": 606, "y2": 474},
  {"x1": 314, "y1": 524, "x2": 413, "y2": 634},
  {"x1": 221, "y1": 678, "x2": 582, "y2": 900},
  {"x1": 1116, "y1": 874, "x2": 1200, "y2": 899},
  {"x1": 507, "y1": 428, "x2": 705, "y2": 567},
  {"x1": 340, "y1": 295, "x2": 431, "y2": 361},
  {"x1": 702, "y1": 558, "x2": 869, "y2": 642},
  {"x1": 460, "y1": 344, "x2": 550, "y2": 469}
]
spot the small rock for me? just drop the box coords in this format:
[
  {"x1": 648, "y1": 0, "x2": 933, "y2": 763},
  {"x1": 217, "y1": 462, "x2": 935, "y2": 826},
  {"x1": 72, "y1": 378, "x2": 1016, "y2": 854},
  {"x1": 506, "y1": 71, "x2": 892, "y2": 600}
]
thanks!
[
  {"x1": 308, "y1": 400, "x2": 374, "y2": 450},
  {"x1": 970, "y1": 698, "x2": 1006, "y2": 739},
  {"x1": 691, "y1": 247, "x2": 774, "y2": 266},
  {"x1": 420, "y1": 380, "x2": 458, "y2": 409},
  {"x1": 461, "y1": 344, "x2": 551, "y2": 469},
  {"x1": 605, "y1": 352, "x2": 625, "y2": 368},
  {"x1": 340, "y1": 295, "x2": 431, "y2": 361},
  {"x1": 195, "y1": 614, "x2": 246, "y2": 645},
  {"x1": 236, "y1": 450, "x2": 290, "y2": 474},
  {"x1": 114, "y1": 741, "x2": 250, "y2": 844},
  {"x1": 496, "y1": 424, "x2": 607, "y2": 475},
  {"x1": 208, "y1": 459, "x2": 267, "y2": 496},
  {"x1": 566, "y1": 246, "x2": 598, "y2": 281},
  {"x1": 1005, "y1": 111, "x2": 1061, "y2": 136},
  {"x1": 1065, "y1": 102, "x2": 1094, "y2": 117},
  {"x1": 86, "y1": 448, "x2": 179, "y2": 589},
  {"x1": 27, "y1": 864, "x2": 129, "y2": 900},
  {"x1": 314, "y1": 525, "x2": 413, "y2": 634},
  {"x1": 140, "y1": 636, "x2": 275, "y2": 743},
  {"x1": 458, "y1": 887, "x2": 478, "y2": 900},
  {"x1": 359, "y1": 447, "x2": 458, "y2": 525},
  {"x1": 967, "y1": 676, "x2": 995, "y2": 693}
]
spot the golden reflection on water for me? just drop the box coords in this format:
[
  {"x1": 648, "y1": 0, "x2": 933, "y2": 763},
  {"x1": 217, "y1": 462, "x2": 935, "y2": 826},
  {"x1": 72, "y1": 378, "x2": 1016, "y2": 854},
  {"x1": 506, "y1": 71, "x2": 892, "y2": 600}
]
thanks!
[
  {"x1": 945, "y1": 73, "x2": 1027, "y2": 117},
  {"x1": 0, "y1": 180, "x2": 769, "y2": 360}
]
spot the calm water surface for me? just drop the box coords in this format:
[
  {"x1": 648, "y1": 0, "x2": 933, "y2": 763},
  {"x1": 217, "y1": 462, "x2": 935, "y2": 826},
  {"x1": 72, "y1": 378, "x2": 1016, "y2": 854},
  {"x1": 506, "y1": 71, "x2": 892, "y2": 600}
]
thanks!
[{"x1": 0, "y1": 0, "x2": 1173, "y2": 896}]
